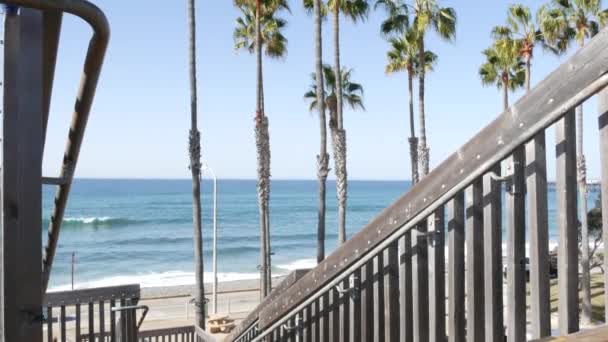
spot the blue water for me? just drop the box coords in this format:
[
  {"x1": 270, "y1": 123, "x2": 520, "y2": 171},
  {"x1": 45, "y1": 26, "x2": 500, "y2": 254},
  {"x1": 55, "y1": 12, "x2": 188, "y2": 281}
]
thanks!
[{"x1": 44, "y1": 179, "x2": 599, "y2": 291}]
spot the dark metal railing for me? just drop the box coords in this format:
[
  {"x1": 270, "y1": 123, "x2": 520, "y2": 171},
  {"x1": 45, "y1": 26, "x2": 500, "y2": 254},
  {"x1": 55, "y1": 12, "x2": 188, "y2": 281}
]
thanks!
[{"x1": 228, "y1": 27, "x2": 608, "y2": 342}]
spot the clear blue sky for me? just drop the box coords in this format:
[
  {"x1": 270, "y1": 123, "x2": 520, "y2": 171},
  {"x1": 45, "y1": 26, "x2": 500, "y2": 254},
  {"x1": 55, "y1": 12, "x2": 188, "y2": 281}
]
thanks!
[{"x1": 39, "y1": 0, "x2": 601, "y2": 180}]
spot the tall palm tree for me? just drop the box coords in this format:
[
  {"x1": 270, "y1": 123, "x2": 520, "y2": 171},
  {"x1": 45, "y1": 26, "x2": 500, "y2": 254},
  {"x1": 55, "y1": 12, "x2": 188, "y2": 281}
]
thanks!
[
  {"x1": 493, "y1": 4, "x2": 543, "y2": 91},
  {"x1": 539, "y1": 0, "x2": 608, "y2": 322},
  {"x1": 234, "y1": 0, "x2": 289, "y2": 299},
  {"x1": 187, "y1": 0, "x2": 205, "y2": 329},
  {"x1": 411, "y1": 0, "x2": 456, "y2": 177},
  {"x1": 304, "y1": 64, "x2": 365, "y2": 120},
  {"x1": 304, "y1": 0, "x2": 369, "y2": 245},
  {"x1": 479, "y1": 39, "x2": 525, "y2": 111},
  {"x1": 312, "y1": 0, "x2": 330, "y2": 263},
  {"x1": 384, "y1": 28, "x2": 437, "y2": 185}
]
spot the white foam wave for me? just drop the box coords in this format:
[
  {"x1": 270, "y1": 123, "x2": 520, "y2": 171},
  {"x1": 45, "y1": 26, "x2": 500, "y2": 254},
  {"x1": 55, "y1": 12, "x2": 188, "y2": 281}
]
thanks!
[
  {"x1": 48, "y1": 270, "x2": 260, "y2": 292},
  {"x1": 277, "y1": 258, "x2": 317, "y2": 271},
  {"x1": 63, "y1": 216, "x2": 117, "y2": 224}
]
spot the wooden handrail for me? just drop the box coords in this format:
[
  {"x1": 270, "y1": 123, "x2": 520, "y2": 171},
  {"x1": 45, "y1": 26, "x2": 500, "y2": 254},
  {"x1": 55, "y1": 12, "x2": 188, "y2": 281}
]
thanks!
[{"x1": 243, "y1": 27, "x2": 608, "y2": 340}]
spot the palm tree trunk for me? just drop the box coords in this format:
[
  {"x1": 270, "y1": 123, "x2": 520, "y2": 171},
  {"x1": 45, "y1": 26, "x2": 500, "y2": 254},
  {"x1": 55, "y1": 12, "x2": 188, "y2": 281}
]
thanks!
[
  {"x1": 187, "y1": 0, "x2": 205, "y2": 329},
  {"x1": 408, "y1": 70, "x2": 419, "y2": 185},
  {"x1": 332, "y1": 3, "x2": 347, "y2": 245},
  {"x1": 417, "y1": 35, "x2": 430, "y2": 177},
  {"x1": 314, "y1": 0, "x2": 329, "y2": 264},
  {"x1": 503, "y1": 82, "x2": 508, "y2": 111},
  {"x1": 525, "y1": 54, "x2": 531, "y2": 92},
  {"x1": 255, "y1": 0, "x2": 270, "y2": 300},
  {"x1": 577, "y1": 40, "x2": 591, "y2": 324}
]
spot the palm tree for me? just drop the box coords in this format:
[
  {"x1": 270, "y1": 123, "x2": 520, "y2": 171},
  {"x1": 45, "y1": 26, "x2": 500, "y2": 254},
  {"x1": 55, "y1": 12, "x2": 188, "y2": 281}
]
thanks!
[
  {"x1": 384, "y1": 28, "x2": 437, "y2": 185},
  {"x1": 304, "y1": 0, "x2": 369, "y2": 245},
  {"x1": 312, "y1": 0, "x2": 330, "y2": 264},
  {"x1": 539, "y1": 0, "x2": 608, "y2": 322},
  {"x1": 233, "y1": 0, "x2": 289, "y2": 299},
  {"x1": 304, "y1": 64, "x2": 365, "y2": 120},
  {"x1": 478, "y1": 39, "x2": 525, "y2": 111},
  {"x1": 493, "y1": 4, "x2": 543, "y2": 91},
  {"x1": 186, "y1": 0, "x2": 205, "y2": 329}
]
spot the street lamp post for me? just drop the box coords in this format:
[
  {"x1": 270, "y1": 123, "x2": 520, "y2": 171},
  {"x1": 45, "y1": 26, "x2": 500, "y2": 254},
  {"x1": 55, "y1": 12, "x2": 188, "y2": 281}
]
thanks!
[{"x1": 202, "y1": 164, "x2": 218, "y2": 314}]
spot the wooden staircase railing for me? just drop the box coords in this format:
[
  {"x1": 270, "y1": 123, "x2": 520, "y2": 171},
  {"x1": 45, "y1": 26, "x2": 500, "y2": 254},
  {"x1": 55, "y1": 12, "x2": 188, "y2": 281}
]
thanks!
[{"x1": 226, "y1": 27, "x2": 608, "y2": 342}]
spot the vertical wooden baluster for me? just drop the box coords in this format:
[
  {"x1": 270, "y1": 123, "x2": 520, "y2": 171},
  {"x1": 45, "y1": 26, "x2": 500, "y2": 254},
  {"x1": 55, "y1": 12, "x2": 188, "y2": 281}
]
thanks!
[
  {"x1": 506, "y1": 148, "x2": 526, "y2": 342},
  {"x1": 99, "y1": 300, "x2": 105, "y2": 341},
  {"x1": 109, "y1": 299, "x2": 116, "y2": 342},
  {"x1": 412, "y1": 223, "x2": 429, "y2": 342},
  {"x1": 448, "y1": 193, "x2": 465, "y2": 342},
  {"x1": 89, "y1": 301, "x2": 95, "y2": 341},
  {"x1": 466, "y1": 180, "x2": 485, "y2": 341},
  {"x1": 329, "y1": 288, "x2": 339, "y2": 341},
  {"x1": 60, "y1": 305, "x2": 66, "y2": 342},
  {"x1": 428, "y1": 206, "x2": 446, "y2": 342},
  {"x1": 320, "y1": 292, "x2": 329, "y2": 342},
  {"x1": 599, "y1": 88, "x2": 608, "y2": 321},
  {"x1": 360, "y1": 260, "x2": 373, "y2": 341},
  {"x1": 75, "y1": 303, "x2": 81, "y2": 342},
  {"x1": 47, "y1": 306, "x2": 53, "y2": 342},
  {"x1": 119, "y1": 298, "x2": 127, "y2": 342},
  {"x1": 555, "y1": 110, "x2": 579, "y2": 333},
  {"x1": 399, "y1": 232, "x2": 413, "y2": 342},
  {"x1": 483, "y1": 166, "x2": 504, "y2": 342},
  {"x1": 526, "y1": 132, "x2": 551, "y2": 339},
  {"x1": 310, "y1": 300, "x2": 318, "y2": 342},
  {"x1": 383, "y1": 242, "x2": 399, "y2": 341},
  {"x1": 349, "y1": 269, "x2": 361, "y2": 342},
  {"x1": 339, "y1": 277, "x2": 349, "y2": 342},
  {"x1": 303, "y1": 306, "x2": 312, "y2": 342},
  {"x1": 373, "y1": 252, "x2": 385, "y2": 342}
]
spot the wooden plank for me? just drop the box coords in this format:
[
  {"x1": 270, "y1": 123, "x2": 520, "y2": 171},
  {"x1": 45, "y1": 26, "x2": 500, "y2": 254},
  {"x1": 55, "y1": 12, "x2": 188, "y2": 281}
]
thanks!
[
  {"x1": 412, "y1": 223, "x2": 429, "y2": 342},
  {"x1": 348, "y1": 269, "x2": 360, "y2": 342},
  {"x1": 383, "y1": 242, "x2": 399, "y2": 341},
  {"x1": 360, "y1": 260, "x2": 373, "y2": 341},
  {"x1": 506, "y1": 148, "x2": 527, "y2": 342},
  {"x1": 372, "y1": 253, "x2": 385, "y2": 342},
  {"x1": 465, "y1": 180, "x2": 485, "y2": 341},
  {"x1": 257, "y1": 28, "x2": 608, "y2": 329},
  {"x1": 483, "y1": 166, "x2": 504, "y2": 342},
  {"x1": 109, "y1": 299, "x2": 115, "y2": 342},
  {"x1": 328, "y1": 288, "x2": 339, "y2": 341},
  {"x1": 47, "y1": 306, "x2": 53, "y2": 342},
  {"x1": 303, "y1": 305, "x2": 311, "y2": 342},
  {"x1": 75, "y1": 304, "x2": 81, "y2": 342},
  {"x1": 428, "y1": 206, "x2": 445, "y2": 342},
  {"x1": 319, "y1": 292, "x2": 329, "y2": 342},
  {"x1": 99, "y1": 300, "x2": 106, "y2": 339},
  {"x1": 226, "y1": 269, "x2": 310, "y2": 341},
  {"x1": 1, "y1": 8, "x2": 45, "y2": 342},
  {"x1": 310, "y1": 300, "x2": 318, "y2": 342},
  {"x1": 599, "y1": 88, "x2": 608, "y2": 322},
  {"x1": 526, "y1": 132, "x2": 551, "y2": 339},
  {"x1": 555, "y1": 110, "x2": 579, "y2": 334},
  {"x1": 45, "y1": 284, "x2": 141, "y2": 307},
  {"x1": 60, "y1": 305, "x2": 66, "y2": 342},
  {"x1": 89, "y1": 302, "x2": 94, "y2": 341},
  {"x1": 447, "y1": 193, "x2": 465, "y2": 342},
  {"x1": 338, "y1": 277, "x2": 349, "y2": 342},
  {"x1": 399, "y1": 232, "x2": 413, "y2": 342}
]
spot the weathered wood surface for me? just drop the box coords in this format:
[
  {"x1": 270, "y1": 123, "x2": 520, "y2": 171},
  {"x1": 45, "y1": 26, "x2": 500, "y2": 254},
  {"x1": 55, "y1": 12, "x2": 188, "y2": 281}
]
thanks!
[
  {"x1": 226, "y1": 269, "x2": 310, "y2": 341},
  {"x1": 447, "y1": 194, "x2": 465, "y2": 342},
  {"x1": 360, "y1": 260, "x2": 374, "y2": 341},
  {"x1": 526, "y1": 132, "x2": 551, "y2": 339},
  {"x1": 412, "y1": 223, "x2": 429, "y2": 342},
  {"x1": 348, "y1": 269, "x2": 361, "y2": 342},
  {"x1": 428, "y1": 207, "x2": 445, "y2": 342},
  {"x1": 465, "y1": 181, "x2": 484, "y2": 342},
  {"x1": 599, "y1": 88, "x2": 608, "y2": 321},
  {"x1": 398, "y1": 233, "x2": 413, "y2": 342},
  {"x1": 483, "y1": 167, "x2": 503, "y2": 342},
  {"x1": 41, "y1": 10, "x2": 62, "y2": 148},
  {"x1": 44, "y1": 284, "x2": 141, "y2": 306},
  {"x1": 2, "y1": 8, "x2": 44, "y2": 342},
  {"x1": 372, "y1": 253, "x2": 385, "y2": 342},
  {"x1": 257, "y1": 27, "x2": 608, "y2": 330},
  {"x1": 555, "y1": 110, "x2": 579, "y2": 334},
  {"x1": 383, "y1": 243, "x2": 399, "y2": 342},
  {"x1": 506, "y1": 149, "x2": 527, "y2": 342}
]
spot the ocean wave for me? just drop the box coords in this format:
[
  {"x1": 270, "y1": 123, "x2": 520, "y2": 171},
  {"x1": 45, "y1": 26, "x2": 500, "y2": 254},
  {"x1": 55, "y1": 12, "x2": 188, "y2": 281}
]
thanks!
[
  {"x1": 277, "y1": 258, "x2": 317, "y2": 271},
  {"x1": 42, "y1": 216, "x2": 189, "y2": 228},
  {"x1": 48, "y1": 270, "x2": 263, "y2": 292}
]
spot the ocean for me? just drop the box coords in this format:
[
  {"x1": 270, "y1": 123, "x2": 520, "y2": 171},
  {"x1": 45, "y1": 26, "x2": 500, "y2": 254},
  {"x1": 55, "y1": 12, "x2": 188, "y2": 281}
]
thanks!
[{"x1": 44, "y1": 179, "x2": 599, "y2": 291}]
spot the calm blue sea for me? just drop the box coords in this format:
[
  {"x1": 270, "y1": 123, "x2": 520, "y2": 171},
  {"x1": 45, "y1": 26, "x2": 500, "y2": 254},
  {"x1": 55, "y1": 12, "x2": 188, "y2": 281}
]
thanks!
[{"x1": 44, "y1": 179, "x2": 599, "y2": 291}]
